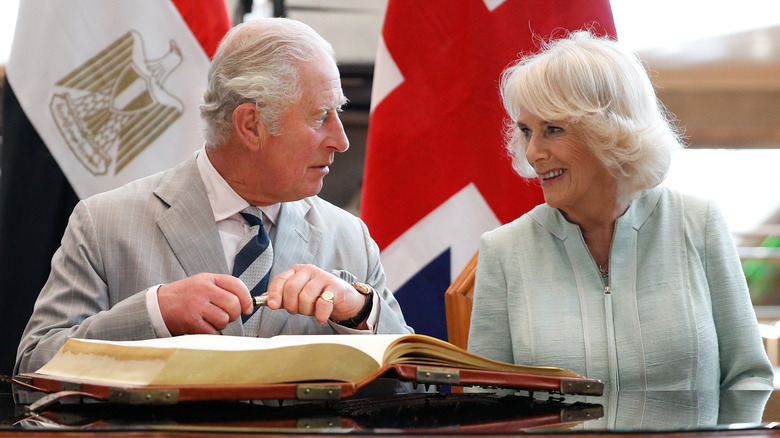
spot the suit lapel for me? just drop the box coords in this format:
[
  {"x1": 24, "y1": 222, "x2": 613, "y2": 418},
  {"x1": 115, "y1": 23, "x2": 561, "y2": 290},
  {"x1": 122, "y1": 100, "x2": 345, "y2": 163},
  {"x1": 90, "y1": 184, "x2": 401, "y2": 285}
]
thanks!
[
  {"x1": 153, "y1": 157, "x2": 229, "y2": 277},
  {"x1": 270, "y1": 200, "x2": 321, "y2": 277}
]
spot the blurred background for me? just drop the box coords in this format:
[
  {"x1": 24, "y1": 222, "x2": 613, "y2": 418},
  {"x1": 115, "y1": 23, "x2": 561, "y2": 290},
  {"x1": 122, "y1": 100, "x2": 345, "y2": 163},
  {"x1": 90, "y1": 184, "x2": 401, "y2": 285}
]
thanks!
[{"x1": 1, "y1": 0, "x2": 779, "y2": 325}]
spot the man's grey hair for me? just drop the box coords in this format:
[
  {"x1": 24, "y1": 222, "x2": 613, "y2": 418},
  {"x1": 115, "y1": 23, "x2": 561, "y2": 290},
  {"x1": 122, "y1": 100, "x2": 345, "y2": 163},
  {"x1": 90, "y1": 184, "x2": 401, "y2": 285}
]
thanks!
[{"x1": 200, "y1": 18, "x2": 336, "y2": 146}]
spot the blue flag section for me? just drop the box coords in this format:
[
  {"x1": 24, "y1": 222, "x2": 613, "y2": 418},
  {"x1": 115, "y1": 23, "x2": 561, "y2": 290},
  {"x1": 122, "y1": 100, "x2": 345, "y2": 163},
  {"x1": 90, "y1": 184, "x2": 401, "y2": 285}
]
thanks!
[{"x1": 395, "y1": 249, "x2": 452, "y2": 341}]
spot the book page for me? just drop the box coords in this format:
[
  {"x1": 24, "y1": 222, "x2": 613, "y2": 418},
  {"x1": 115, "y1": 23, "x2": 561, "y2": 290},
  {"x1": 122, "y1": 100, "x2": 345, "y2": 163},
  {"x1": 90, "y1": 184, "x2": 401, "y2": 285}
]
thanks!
[
  {"x1": 75, "y1": 334, "x2": 408, "y2": 365},
  {"x1": 38, "y1": 334, "x2": 589, "y2": 388}
]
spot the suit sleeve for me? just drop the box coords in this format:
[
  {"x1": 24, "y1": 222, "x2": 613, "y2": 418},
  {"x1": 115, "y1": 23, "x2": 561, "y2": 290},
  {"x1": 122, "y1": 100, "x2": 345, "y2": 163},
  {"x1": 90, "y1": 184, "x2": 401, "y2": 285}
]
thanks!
[
  {"x1": 356, "y1": 218, "x2": 414, "y2": 335},
  {"x1": 15, "y1": 200, "x2": 156, "y2": 375}
]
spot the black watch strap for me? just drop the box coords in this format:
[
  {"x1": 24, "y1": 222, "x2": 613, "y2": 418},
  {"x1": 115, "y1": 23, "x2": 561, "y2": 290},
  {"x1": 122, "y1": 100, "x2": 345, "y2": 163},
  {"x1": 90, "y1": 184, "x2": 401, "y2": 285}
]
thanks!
[{"x1": 335, "y1": 285, "x2": 375, "y2": 328}]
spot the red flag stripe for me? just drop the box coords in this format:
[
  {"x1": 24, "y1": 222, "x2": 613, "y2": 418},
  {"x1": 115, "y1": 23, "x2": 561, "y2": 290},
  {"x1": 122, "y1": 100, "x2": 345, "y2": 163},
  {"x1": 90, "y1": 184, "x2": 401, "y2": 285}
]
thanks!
[{"x1": 172, "y1": 0, "x2": 231, "y2": 58}]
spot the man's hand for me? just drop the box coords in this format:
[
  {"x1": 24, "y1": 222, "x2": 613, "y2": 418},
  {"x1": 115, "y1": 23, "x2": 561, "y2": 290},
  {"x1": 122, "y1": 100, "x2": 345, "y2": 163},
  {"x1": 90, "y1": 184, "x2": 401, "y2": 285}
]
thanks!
[
  {"x1": 265, "y1": 264, "x2": 368, "y2": 326},
  {"x1": 158, "y1": 273, "x2": 253, "y2": 335}
]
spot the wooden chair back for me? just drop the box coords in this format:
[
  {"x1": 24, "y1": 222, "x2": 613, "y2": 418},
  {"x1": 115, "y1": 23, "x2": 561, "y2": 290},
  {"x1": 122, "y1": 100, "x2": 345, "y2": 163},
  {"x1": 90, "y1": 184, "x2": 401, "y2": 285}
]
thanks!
[{"x1": 443, "y1": 251, "x2": 478, "y2": 350}]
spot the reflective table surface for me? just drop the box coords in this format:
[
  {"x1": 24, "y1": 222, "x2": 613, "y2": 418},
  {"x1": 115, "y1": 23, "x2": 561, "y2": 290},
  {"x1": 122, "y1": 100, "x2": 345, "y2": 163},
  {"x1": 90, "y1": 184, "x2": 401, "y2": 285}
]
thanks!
[{"x1": 2, "y1": 383, "x2": 780, "y2": 436}]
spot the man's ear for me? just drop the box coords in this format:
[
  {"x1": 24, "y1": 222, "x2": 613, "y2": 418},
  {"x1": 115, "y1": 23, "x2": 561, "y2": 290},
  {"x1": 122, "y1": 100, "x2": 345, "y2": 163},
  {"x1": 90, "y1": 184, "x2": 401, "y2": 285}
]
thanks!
[{"x1": 233, "y1": 102, "x2": 266, "y2": 151}]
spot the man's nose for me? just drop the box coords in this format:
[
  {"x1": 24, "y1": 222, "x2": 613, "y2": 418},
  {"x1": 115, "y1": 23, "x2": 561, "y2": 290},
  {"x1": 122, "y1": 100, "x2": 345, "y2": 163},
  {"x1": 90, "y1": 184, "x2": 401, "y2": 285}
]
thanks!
[{"x1": 328, "y1": 114, "x2": 349, "y2": 152}]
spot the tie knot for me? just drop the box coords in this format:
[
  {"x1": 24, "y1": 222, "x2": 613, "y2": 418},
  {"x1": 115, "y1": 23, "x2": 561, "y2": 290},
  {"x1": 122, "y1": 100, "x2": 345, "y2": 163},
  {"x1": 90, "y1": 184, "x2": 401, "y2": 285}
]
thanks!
[{"x1": 240, "y1": 206, "x2": 264, "y2": 227}]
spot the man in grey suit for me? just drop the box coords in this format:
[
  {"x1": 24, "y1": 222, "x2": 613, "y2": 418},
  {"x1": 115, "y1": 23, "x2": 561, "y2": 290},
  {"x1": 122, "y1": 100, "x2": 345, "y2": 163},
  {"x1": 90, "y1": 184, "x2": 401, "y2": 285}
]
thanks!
[{"x1": 16, "y1": 17, "x2": 412, "y2": 375}]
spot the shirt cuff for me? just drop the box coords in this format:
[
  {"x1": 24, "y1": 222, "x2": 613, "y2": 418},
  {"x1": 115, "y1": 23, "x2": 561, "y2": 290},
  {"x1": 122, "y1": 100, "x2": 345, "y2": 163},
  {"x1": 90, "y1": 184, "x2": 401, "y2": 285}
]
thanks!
[{"x1": 146, "y1": 285, "x2": 172, "y2": 338}]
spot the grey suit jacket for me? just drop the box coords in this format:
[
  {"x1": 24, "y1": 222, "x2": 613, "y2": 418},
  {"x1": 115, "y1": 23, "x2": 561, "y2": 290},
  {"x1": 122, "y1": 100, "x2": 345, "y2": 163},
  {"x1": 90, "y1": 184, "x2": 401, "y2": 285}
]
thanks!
[{"x1": 16, "y1": 156, "x2": 412, "y2": 374}]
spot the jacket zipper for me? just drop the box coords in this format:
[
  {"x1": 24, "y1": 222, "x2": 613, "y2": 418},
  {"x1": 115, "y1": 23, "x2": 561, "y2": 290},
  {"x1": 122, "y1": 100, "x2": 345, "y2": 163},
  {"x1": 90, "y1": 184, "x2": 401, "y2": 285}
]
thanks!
[{"x1": 603, "y1": 281, "x2": 619, "y2": 392}]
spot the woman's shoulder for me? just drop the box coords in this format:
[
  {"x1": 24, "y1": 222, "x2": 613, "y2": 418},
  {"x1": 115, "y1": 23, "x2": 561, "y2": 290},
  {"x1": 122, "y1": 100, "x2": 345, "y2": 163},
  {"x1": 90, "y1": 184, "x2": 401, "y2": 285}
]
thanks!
[
  {"x1": 482, "y1": 203, "x2": 554, "y2": 241},
  {"x1": 647, "y1": 186, "x2": 714, "y2": 217},
  {"x1": 633, "y1": 186, "x2": 725, "y2": 238}
]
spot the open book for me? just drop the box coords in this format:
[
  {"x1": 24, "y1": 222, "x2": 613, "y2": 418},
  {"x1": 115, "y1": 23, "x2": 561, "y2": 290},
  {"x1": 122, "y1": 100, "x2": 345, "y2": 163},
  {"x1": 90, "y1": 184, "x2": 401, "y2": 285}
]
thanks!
[{"x1": 19, "y1": 334, "x2": 603, "y2": 403}]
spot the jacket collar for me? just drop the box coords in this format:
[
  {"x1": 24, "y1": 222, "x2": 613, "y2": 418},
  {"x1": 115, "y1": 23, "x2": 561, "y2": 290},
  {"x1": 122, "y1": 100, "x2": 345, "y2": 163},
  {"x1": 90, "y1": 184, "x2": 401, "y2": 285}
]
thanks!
[{"x1": 528, "y1": 186, "x2": 664, "y2": 241}]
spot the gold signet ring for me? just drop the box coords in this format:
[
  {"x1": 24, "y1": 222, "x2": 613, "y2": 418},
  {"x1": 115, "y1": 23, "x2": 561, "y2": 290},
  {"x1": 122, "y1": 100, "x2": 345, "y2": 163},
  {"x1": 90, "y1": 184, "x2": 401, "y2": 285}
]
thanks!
[{"x1": 321, "y1": 290, "x2": 335, "y2": 304}]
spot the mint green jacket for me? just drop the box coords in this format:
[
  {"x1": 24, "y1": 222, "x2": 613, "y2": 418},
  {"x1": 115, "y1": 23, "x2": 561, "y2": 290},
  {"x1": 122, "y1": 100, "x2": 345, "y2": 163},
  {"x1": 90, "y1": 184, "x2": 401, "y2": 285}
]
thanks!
[{"x1": 468, "y1": 186, "x2": 773, "y2": 391}]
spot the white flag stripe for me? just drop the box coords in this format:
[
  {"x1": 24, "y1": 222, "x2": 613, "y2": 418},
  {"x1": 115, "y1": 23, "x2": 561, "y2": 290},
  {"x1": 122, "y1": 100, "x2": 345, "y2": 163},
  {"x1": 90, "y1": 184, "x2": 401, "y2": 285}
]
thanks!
[
  {"x1": 7, "y1": 0, "x2": 210, "y2": 199},
  {"x1": 369, "y1": 35, "x2": 404, "y2": 114},
  {"x1": 380, "y1": 183, "x2": 501, "y2": 291},
  {"x1": 483, "y1": 0, "x2": 508, "y2": 12}
]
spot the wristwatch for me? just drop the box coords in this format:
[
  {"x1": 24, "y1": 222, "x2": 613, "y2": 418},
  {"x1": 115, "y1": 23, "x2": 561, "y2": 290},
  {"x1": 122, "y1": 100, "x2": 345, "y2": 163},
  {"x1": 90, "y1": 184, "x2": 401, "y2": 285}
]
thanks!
[{"x1": 335, "y1": 282, "x2": 375, "y2": 328}]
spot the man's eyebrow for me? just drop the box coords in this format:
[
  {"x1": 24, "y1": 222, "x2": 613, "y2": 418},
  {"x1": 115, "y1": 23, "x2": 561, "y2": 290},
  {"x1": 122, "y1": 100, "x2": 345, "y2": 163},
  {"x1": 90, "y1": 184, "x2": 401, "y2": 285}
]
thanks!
[
  {"x1": 321, "y1": 95, "x2": 349, "y2": 112},
  {"x1": 336, "y1": 94, "x2": 349, "y2": 108}
]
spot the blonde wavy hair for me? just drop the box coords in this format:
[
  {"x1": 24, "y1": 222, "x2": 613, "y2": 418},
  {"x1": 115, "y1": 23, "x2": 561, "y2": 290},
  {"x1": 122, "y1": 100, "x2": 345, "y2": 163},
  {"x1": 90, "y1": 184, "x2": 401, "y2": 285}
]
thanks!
[{"x1": 500, "y1": 30, "x2": 685, "y2": 195}]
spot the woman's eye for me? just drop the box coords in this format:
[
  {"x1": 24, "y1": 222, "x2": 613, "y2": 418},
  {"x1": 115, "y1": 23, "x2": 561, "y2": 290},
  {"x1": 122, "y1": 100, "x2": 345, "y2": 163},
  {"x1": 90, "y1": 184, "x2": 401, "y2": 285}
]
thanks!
[{"x1": 547, "y1": 126, "x2": 563, "y2": 135}]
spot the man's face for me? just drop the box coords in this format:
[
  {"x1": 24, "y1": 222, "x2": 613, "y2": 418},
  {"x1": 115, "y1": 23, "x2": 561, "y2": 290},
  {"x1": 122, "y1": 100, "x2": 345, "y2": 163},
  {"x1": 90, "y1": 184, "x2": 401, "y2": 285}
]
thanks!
[{"x1": 254, "y1": 55, "x2": 349, "y2": 204}]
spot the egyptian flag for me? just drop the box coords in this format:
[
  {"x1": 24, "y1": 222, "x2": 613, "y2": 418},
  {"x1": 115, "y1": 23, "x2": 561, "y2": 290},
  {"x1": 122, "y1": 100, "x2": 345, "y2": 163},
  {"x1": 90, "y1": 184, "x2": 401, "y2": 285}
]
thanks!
[
  {"x1": 361, "y1": 0, "x2": 616, "y2": 340},
  {"x1": 0, "y1": 0, "x2": 230, "y2": 376}
]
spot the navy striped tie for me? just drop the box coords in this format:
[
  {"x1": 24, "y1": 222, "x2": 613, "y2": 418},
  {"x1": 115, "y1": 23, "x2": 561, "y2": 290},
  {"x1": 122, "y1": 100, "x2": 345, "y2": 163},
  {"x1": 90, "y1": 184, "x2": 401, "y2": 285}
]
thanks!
[{"x1": 232, "y1": 206, "x2": 273, "y2": 334}]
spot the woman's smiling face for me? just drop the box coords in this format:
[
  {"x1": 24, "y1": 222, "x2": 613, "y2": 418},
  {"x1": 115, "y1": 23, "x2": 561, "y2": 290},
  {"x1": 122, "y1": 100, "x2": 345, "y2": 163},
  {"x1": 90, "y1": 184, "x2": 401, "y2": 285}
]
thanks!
[{"x1": 518, "y1": 109, "x2": 618, "y2": 216}]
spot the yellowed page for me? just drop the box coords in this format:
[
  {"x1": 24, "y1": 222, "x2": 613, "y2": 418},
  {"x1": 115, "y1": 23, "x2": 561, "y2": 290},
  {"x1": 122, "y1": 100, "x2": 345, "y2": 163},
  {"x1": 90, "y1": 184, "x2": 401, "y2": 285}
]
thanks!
[
  {"x1": 74, "y1": 334, "x2": 407, "y2": 364},
  {"x1": 385, "y1": 334, "x2": 583, "y2": 378},
  {"x1": 268, "y1": 334, "x2": 407, "y2": 364},
  {"x1": 37, "y1": 335, "x2": 394, "y2": 386},
  {"x1": 37, "y1": 333, "x2": 582, "y2": 386}
]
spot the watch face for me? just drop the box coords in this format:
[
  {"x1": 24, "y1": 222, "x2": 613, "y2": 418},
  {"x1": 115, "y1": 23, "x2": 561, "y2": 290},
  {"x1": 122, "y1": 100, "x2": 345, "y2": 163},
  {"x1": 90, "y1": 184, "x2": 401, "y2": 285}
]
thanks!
[{"x1": 352, "y1": 282, "x2": 373, "y2": 295}]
